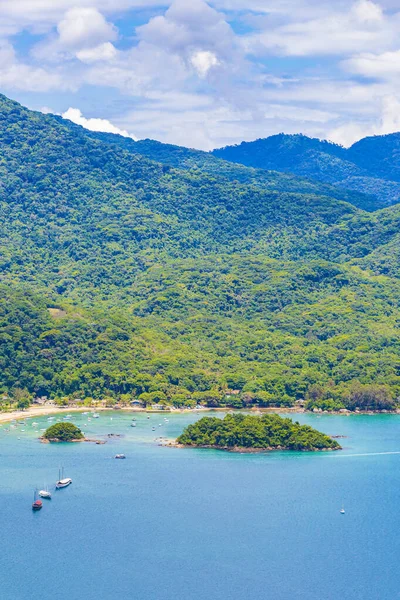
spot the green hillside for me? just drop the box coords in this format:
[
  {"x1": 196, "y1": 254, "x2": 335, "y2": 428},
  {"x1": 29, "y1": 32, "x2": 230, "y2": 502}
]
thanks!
[
  {"x1": 213, "y1": 133, "x2": 400, "y2": 209},
  {"x1": 76, "y1": 126, "x2": 377, "y2": 211},
  {"x1": 1, "y1": 94, "x2": 400, "y2": 411}
]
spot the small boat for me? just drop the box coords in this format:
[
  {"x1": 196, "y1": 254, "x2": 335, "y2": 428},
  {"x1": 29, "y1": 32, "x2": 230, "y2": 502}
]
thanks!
[
  {"x1": 131, "y1": 422, "x2": 136, "y2": 427},
  {"x1": 32, "y1": 490, "x2": 43, "y2": 511},
  {"x1": 32, "y1": 499, "x2": 43, "y2": 511},
  {"x1": 92, "y1": 413, "x2": 100, "y2": 418},
  {"x1": 115, "y1": 454, "x2": 126, "y2": 459},
  {"x1": 340, "y1": 506, "x2": 345, "y2": 514},
  {"x1": 152, "y1": 426, "x2": 156, "y2": 431},
  {"x1": 39, "y1": 487, "x2": 52, "y2": 499},
  {"x1": 56, "y1": 467, "x2": 72, "y2": 489}
]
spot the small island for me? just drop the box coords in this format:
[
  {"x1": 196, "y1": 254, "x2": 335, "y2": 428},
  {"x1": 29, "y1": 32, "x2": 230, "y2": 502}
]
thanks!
[
  {"x1": 41, "y1": 422, "x2": 85, "y2": 442},
  {"x1": 177, "y1": 413, "x2": 341, "y2": 452}
]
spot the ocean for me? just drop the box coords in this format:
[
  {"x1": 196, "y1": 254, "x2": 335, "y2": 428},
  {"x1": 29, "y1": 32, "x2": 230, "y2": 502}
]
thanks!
[{"x1": 1, "y1": 410, "x2": 399, "y2": 600}]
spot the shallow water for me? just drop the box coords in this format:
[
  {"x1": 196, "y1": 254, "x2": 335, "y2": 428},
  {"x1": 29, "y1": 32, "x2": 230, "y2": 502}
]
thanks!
[{"x1": 1, "y1": 411, "x2": 400, "y2": 600}]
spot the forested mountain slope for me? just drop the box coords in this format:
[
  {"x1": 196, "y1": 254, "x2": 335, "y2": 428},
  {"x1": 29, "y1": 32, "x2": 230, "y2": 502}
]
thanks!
[
  {"x1": 61, "y1": 118, "x2": 375, "y2": 211},
  {"x1": 1, "y1": 94, "x2": 400, "y2": 410},
  {"x1": 213, "y1": 133, "x2": 400, "y2": 209},
  {"x1": 0, "y1": 94, "x2": 385, "y2": 297}
]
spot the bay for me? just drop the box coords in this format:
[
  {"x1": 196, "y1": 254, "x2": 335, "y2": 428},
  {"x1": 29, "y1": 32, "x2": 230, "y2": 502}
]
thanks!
[{"x1": 1, "y1": 411, "x2": 399, "y2": 600}]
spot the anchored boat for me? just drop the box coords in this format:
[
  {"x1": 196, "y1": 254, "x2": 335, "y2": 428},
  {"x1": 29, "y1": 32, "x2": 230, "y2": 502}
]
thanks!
[
  {"x1": 56, "y1": 467, "x2": 72, "y2": 489},
  {"x1": 32, "y1": 490, "x2": 43, "y2": 511},
  {"x1": 39, "y1": 485, "x2": 51, "y2": 499}
]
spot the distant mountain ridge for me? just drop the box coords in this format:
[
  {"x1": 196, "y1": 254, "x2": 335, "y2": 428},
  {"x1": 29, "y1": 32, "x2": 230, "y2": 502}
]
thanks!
[{"x1": 212, "y1": 133, "x2": 400, "y2": 209}]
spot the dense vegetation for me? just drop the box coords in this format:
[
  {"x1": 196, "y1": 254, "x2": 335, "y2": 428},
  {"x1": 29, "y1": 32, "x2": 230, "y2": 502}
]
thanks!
[
  {"x1": 42, "y1": 422, "x2": 84, "y2": 441},
  {"x1": 176, "y1": 413, "x2": 341, "y2": 451},
  {"x1": 213, "y1": 133, "x2": 400, "y2": 209},
  {"x1": 1, "y1": 94, "x2": 400, "y2": 411}
]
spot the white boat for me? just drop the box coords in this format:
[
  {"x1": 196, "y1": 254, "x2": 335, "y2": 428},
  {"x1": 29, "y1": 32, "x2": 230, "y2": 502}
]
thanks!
[
  {"x1": 39, "y1": 487, "x2": 52, "y2": 499},
  {"x1": 131, "y1": 422, "x2": 136, "y2": 427},
  {"x1": 115, "y1": 454, "x2": 126, "y2": 459},
  {"x1": 92, "y1": 413, "x2": 100, "y2": 418},
  {"x1": 56, "y1": 477, "x2": 72, "y2": 489},
  {"x1": 340, "y1": 506, "x2": 345, "y2": 514},
  {"x1": 56, "y1": 468, "x2": 72, "y2": 489}
]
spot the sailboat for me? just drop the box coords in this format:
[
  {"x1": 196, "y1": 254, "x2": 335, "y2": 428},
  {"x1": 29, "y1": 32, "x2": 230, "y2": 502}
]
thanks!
[
  {"x1": 32, "y1": 490, "x2": 43, "y2": 511},
  {"x1": 39, "y1": 485, "x2": 52, "y2": 499},
  {"x1": 56, "y1": 467, "x2": 72, "y2": 489}
]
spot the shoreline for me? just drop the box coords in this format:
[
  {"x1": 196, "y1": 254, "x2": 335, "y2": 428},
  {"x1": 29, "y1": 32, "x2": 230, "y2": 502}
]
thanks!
[
  {"x1": 0, "y1": 404, "x2": 398, "y2": 425},
  {"x1": 171, "y1": 443, "x2": 341, "y2": 453}
]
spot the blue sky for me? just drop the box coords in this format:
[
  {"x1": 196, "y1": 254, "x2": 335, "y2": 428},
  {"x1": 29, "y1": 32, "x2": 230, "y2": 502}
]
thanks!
[{"x1": 1, "y1": 0, "x2": 400, "y2": 149}]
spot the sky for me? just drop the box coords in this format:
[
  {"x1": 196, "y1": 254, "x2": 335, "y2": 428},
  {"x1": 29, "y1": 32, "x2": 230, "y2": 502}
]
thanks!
[{"x1": 1, "y1": 0, "x2": 400, "y2": 150}]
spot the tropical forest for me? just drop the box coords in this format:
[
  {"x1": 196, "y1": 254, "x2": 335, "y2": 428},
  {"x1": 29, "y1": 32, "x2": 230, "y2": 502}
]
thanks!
[{"x1": 1, "y1": 94, "x2": 400, "y2": 412}]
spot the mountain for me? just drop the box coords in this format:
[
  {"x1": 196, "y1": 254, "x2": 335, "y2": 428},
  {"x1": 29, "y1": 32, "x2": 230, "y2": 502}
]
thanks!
[
  {"x1": 60, "y1": 119, "x2": 376, "y2": 211},
  {"x1": 1, "y1": 94, "x2": 400, "y2": 410},
  {"x1": 0, "y1": 94, "x2": 383, "y2": 297},
  {"x1": 213, "y1": 133, "x2": 400, "y2": 209}
]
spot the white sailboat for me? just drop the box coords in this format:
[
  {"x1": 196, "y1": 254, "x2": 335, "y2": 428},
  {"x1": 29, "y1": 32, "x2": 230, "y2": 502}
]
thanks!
[
  {"x1": 56, "y1": 467, "x2": 72, "y2": 489},
  {"x1": 39, "y1": 485, "x2": 52, "y2": 499}
]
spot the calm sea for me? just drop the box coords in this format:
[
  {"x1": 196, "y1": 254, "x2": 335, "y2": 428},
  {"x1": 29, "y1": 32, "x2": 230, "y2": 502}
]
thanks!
[{"x1": 1, "y1": 411, "x2": 399, "y2": 600}]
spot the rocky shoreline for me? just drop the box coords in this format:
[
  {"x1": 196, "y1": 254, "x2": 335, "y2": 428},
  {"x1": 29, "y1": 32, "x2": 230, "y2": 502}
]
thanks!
[
  {"x1": 172, "y1": 443, "x2": 341, "y2": 453},
  {"x1": 40, "y1": 437, "x2": 105, "y2": 444}
]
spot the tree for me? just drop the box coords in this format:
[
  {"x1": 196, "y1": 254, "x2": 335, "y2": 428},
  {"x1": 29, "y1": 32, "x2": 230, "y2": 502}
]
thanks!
[
  {"x1": 17, "y1": 398, "x2": 30, "y2": 410},
  {"x1": 43, "y1": 422, "x2": 84, "y2": 442}
]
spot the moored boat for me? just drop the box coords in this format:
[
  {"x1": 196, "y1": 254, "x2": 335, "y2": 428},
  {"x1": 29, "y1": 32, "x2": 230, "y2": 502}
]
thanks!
[
  {"x1": 56, "y1": 467, "x2": 72, "y2": 489},
  {"x1": 39, "y1": 485, "x2": 51, "y2": 499},
  {"x1": 32, "y1": 490, "x2": 43, "y2": 511},
  {"x1": 115, "y1": 454, "x2": 126, "y2": 459}
]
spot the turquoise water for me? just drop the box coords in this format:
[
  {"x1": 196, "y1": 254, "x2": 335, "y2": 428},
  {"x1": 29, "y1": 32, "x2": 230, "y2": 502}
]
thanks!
[{"x1": 1, "y1": 411, "x2": 400, "y2": 600}]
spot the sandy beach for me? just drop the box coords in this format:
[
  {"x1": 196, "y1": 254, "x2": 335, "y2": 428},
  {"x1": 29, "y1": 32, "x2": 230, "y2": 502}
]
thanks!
[{"x1": 0, "y1": 406, "x2": 93, "y2": 424}]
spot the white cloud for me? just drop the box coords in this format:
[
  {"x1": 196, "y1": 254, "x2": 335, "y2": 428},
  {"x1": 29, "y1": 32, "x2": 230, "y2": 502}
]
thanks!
[
  {"x1": 329, "y1": 95, "x2": 400, "y2": 146},
  {"x1": 76, "y1": 42, "x2": 118, "y2": 63},
  {"x1": 137, "y1": 0, "x2": 242, "y2": 76},
  {"x1": 343, "y1": 49, "x2": 400, "y2": 78},
  {"x1": 0, "y1": 40, "x2": 71, "y2": 91},
  {"x1": 57, "y1": 7, "x2": 117, "y2": 50},
  {"x1": 190, "y1": 50, "x2": 220, "y2": 77},
  {"x1": 31, "y1": 7, "x2": 118, "y2": 64},
  {"x1": 245, "y1": 0, "x2": 397, "y2": 57},
  {"x1": 62, "y1": 107, "x2": 137, "y2": 139}
]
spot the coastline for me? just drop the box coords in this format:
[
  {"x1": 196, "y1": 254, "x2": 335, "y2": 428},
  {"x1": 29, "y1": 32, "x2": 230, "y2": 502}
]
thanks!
[
  {"x1": 171, "y1": 443, "x2": 341, "y2": 453},
  {"x1": 0, "y1": 404, "x2": 398, "y2": 425}
]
